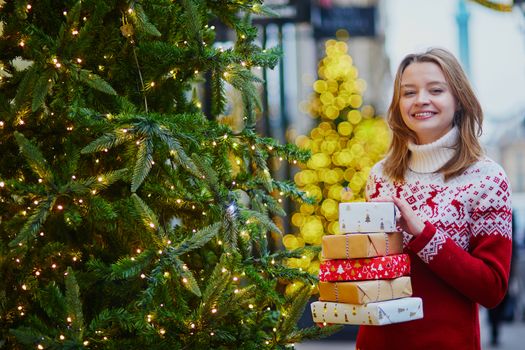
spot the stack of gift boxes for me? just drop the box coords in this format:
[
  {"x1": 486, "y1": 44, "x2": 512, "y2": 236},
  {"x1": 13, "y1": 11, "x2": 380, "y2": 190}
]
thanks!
[{"x1": 311, "y1": 202, "x2": 423, "y2": 326}]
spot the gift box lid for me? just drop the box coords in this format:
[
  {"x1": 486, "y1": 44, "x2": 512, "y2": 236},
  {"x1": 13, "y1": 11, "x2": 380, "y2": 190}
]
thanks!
[{"x1": 339, "y1": 202, "x2": 396, "y2": 233}]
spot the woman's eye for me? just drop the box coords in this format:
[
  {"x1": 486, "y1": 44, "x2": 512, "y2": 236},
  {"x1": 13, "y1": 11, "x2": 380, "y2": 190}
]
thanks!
[
  {"x1": 403, "y1": 91, "x2": 415, "y2": 96},
  {"x1": 430, "y1": 89, "x2": 443, "y2": 94}
]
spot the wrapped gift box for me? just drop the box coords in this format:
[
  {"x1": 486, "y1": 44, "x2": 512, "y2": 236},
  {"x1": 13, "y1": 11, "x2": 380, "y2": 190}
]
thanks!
[
  {"x1": 318, "y1": 276, "x2": 412, "y2": 304},
  {"x1": 339, "y1": 202, "x2": 396, "y2": 233},
  {"x1": 311, "y1": 297, "x2": 423, "y2": 326},
  {"x1": 322, "y1": 232, "x2": 403, "y2": 259},
  {"x1": 319, "y1": 254, "x2": 410, "y2": 282}
]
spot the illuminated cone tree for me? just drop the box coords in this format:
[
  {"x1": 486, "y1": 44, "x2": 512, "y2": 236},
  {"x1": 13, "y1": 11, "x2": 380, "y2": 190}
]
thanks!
[{"x1": 284, "y1": 39, "x2": 391, "y2": 287}]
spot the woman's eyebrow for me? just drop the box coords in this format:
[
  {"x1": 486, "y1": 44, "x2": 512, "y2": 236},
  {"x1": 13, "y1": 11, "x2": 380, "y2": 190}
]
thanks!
[{"x1": 401, "y1": 81, "x2": 447, "y2": 88}]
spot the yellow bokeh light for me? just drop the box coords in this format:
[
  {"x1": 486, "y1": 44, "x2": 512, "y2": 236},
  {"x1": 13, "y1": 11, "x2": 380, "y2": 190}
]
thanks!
[
  {"x1": 337, "y1": 121, "x2": 353, "y2": 136},
  {"x1": 347, "y1": 110, "x2": 362, "y2": 124},
  {"x1": 313, "y1": 80, "x2": 327, "y2": 93}
]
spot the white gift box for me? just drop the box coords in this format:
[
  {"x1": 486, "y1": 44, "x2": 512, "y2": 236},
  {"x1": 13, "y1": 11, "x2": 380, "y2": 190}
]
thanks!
[
  {"x1": 311, "y1": 297, "x2": 423, "y2": 326},
  {"x1": 339, "y1": 202, "x2": 396, "y2": 233}
]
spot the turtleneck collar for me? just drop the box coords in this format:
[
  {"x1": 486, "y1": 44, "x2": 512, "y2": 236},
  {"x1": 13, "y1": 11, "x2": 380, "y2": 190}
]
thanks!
[{"x1": 407, "y1": 127, "x2": 459, "y2": 173}]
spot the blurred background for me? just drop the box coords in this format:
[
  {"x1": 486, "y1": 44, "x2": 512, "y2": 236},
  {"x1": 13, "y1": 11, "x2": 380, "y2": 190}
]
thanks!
[{"x1": 212, "y1": 0, "x2": 525, "y2": 348}]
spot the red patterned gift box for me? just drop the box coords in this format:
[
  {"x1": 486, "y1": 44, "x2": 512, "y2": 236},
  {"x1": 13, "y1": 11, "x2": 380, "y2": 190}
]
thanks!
[{"x1": 319, "y1": 254, "x2": 410, "y2": 282}]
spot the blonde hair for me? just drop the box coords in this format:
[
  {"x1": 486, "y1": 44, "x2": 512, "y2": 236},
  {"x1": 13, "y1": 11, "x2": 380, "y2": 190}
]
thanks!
[{"x1": 383, "y1": 48, "x2": 483, "y2": 182}]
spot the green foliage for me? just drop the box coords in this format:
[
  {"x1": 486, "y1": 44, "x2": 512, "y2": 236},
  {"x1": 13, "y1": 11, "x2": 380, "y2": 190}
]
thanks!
[
  {"x1": 13, "y1": 131, "x2": 54, "y2": 183},
  {"x1": 76, "y1": 69, "x2": 118, "y2": 96},
  {"x1": 0, "y1": 0, "x2": 334, "y2": 348}
]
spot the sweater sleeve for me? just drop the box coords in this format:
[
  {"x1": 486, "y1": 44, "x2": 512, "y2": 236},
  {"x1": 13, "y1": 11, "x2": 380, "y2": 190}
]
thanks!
[{"x1": 407, "y1": 166, "x2": 512, "y2": 308}]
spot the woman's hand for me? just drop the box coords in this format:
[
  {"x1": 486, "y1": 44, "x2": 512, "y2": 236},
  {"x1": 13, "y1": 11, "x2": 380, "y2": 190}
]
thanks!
[
  {"x1": 391, "y1": 196, "x2": 426, "y2": 237},
  {"x1": 368, "y1": 197, "x2": 426, "y2": 237}
]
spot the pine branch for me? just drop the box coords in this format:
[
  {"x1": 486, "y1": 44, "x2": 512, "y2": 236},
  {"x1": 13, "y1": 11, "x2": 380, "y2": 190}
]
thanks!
[
  {"x1": 0, "y1": 91, "x2": 11, "y2": 116},
  {"x1": 64, "y1": 267, "x2": 85, "y2": 341},
  {"x1": 31, "y1": 69, "x2": 54, "y2": 112},
  {"x1": 282, "y1": 324, "x2": 343, "y2": 345},
  {"x1": 249, "y1": 46, "x2": 282, "y2": 70},
  {"x1": 267, "y1": 265, "x2": 318, "y2": 286},
  {"x1": 259, "y1": 136, "x2": 312, "y2": 163},
  {"x1": 249, "y1": 224, "x2": 269, "y2": 257},
  {"x1": 13, "y1": 64, "x2": 37, "y2": 109},
  {"x1": 9, "y1": 196, "x2": 56, "y2": 247},
  {"x1": 61, "y1": 144, "x2": 81, "y2": 181},
  {"x1": 66, "y1": 0, "x2": 83, "y2": 26},
  {"x1": 197, "y1": 254, "x2": 232, "y2": 319},
  {"x1": 249, "y1": 189, "x2": 286, "y2": 216},
  {"x1": 81, "y1": 114, "x2": 204, "y2": 191},
  {"x1": 13, "y1": 131, "x2": 54, "y2": 183},
  {"x1": 136, "y1": 221, "x2": 218, "y2": 301},
  {"x1": 87, "y1": 196, "x2": 118, "y2": 223},
  {"x1": 76, "y1": 69, "x2": 117, "y2": 95},
  {"x1": 173, "y1": 257, "x2": 201, "y2": 297},
  {"x1": 131, "y1": 138, "x2": 154, "y2": 192},
  {"x1": 131, "y1": 193, "x2": 161, "y2": 233},
  {"x1": 276, "y1": 285, "x2": 312, "y2": 340},
  {"x1": 211, "y1": 68, "x2": 227, "y2": 117},
  {"x1": 109, "y1": 249, "x2": 156, "y2": 280},
  {"x1": 9, "y1": 327, "x2": 53, "y2": 348},
  {"x1": 85, "y1": 258, "x2": 112, "y2": 278},
  {"x1": 225, "y1": 64, "x2": 262, "y2": 128},
  {"x1": 180, "y1": 0, "x2": 203, "y2": 44},
  {"x1": 241, "y1": 208, "x2": 281, "y2": 235},
  {"x1": 253, "y1": 148, "x2": 273, "y2": 192},
  {"x1": 172, "y1": 222, "x2": 220, "y2": 256},
  {"x1": 138, "y1": 41, "x2": 185, "y2": 68},
  {"x1": 251, "y1": 3, "x2": 280, "y2": 18},
  {"x1": 243, "y1": 265, "x2": 281, "y2": 303},
  {"x1": 130, "y1": 3, "x2": 162, "y2": 37},
  {"x1": 155, "y1": 123, "x2": 201, "y2": 178},
  {"x1": 88, "y1": 308, "x2": 137, "y2": 333},
  {"x1": 25, "y1": 23, "x2": 56, "y2": 55},
  {"x1": 80, "y1": 130, "x2": 133, "y2": 154},
  {"x1": 37, "y1": 282, "x2": 67, "y2": 321},
  {"x1": 274, "y1": 245, "x2": 321, "y2": 261},
  {"x1": 273, "y1": 180, "x2": 316, "y2": 205},
  {"x1": 237, "y1": 225, "x2": 254, "y2": 260},
  {"x1": 192, "y1": 153, "x2": 219, "y2": 189},
  {"x1": 63, "y1": 169, "x2": 129, "y2": 194}
]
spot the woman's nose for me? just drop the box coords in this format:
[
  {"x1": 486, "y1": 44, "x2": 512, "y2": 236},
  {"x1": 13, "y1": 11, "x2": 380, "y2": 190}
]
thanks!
[{"x1": 415, "y1": 91, "x2": 430, "y2": 105}]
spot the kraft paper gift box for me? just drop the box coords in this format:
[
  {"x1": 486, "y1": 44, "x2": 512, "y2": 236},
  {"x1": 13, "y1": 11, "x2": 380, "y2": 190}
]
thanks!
[
  {"x1": 311, "y1": 297, "x2": 424, "y2": 326},
  {"x1": 318, "y1": 276, "x2": 413, "y2": 304},
  {"x1": 339, "y1": 202, "x2": 396, "y2": 233},
  {"x1": 322, "y1": 232, "x2": 403, "y2": 259},
  {"x1": 318, "y1": 254, "x2": 410, "y2": 282}
]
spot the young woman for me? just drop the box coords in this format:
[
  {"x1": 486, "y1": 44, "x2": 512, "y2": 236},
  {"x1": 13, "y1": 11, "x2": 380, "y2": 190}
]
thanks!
[{"x1": 357, "y1": 48, "x2": 513, "y2": 349}]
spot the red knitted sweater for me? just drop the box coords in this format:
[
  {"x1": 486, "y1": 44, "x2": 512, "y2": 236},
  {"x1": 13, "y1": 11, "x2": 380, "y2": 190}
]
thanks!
[{"x1": 356, "y1": 155, "x2": 512, "y2": 350}]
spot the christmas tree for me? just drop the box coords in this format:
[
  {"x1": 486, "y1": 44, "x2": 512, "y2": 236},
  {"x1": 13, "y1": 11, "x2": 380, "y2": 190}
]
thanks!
[
  {"x1": 284, "y1": 39, "x2": 390, "y2": 282},
  {"x1": 0, "y1": 1, "x2": 337, "y2": 348}
]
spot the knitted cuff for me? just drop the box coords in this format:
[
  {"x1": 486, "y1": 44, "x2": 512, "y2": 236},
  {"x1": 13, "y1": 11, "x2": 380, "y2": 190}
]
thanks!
[{"x1": 407, "y1": 221, "x2": 436, "y2": 253}]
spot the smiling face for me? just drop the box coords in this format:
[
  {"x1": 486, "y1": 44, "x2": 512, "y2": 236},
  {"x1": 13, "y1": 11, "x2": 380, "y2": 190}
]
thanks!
[{"x1": 399, "y1": 62, "x2": 457, "y2": 144}]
